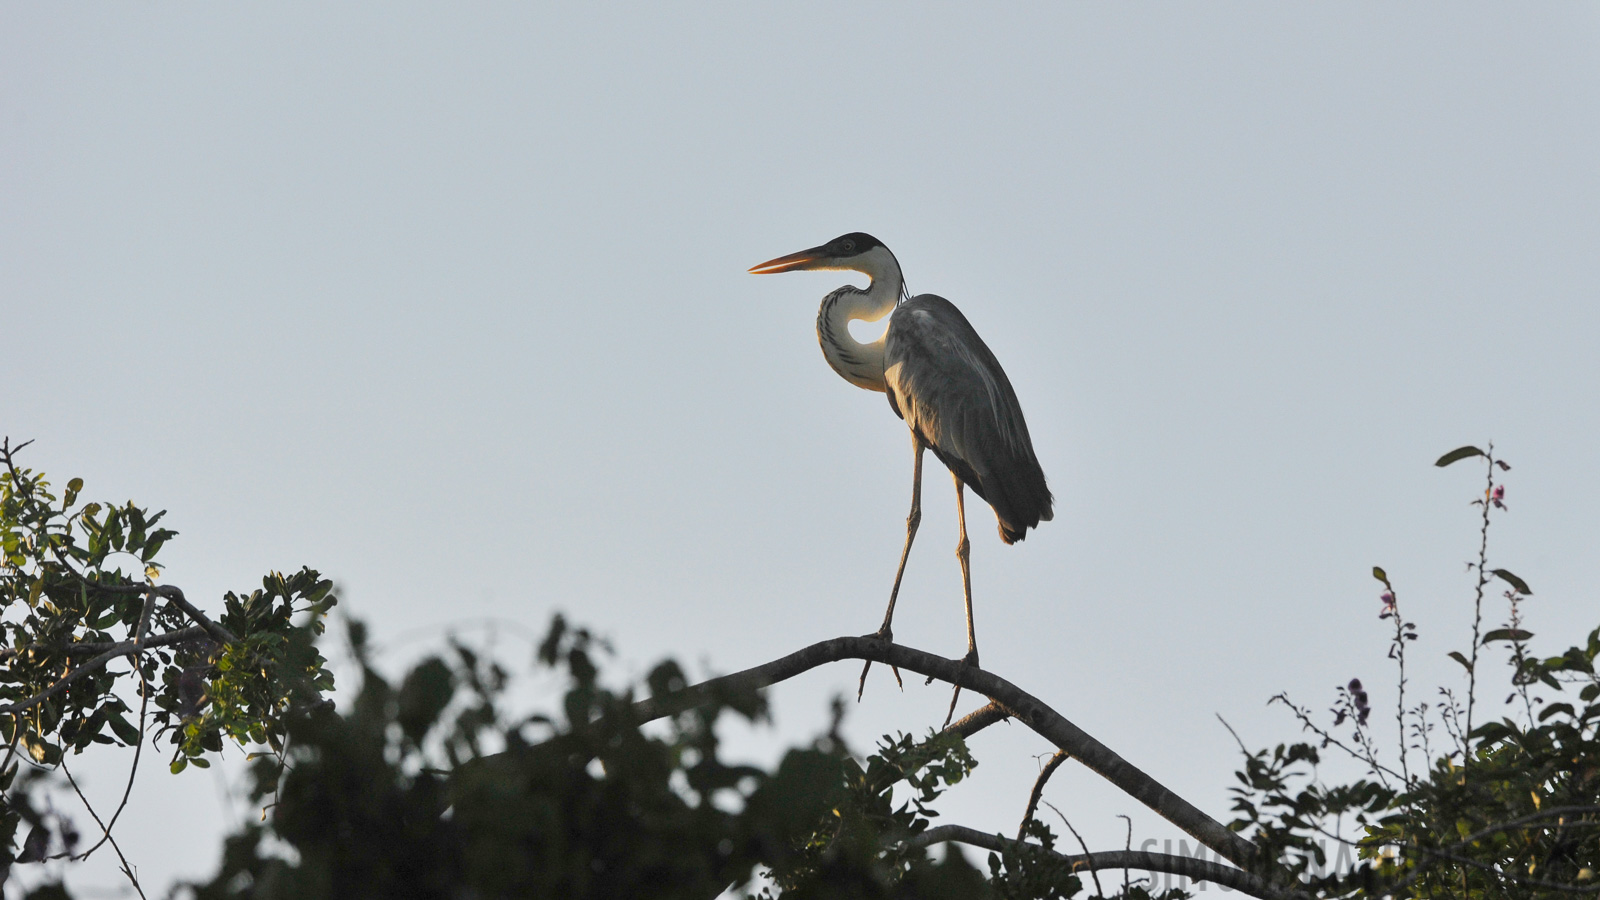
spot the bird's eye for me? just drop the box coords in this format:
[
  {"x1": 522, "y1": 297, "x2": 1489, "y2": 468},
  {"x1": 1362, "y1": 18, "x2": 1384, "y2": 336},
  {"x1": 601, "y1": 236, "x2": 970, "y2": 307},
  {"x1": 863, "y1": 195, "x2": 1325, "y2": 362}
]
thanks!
[{"x1": 839, "y1": 240, "x2": 856, "y2": 253}]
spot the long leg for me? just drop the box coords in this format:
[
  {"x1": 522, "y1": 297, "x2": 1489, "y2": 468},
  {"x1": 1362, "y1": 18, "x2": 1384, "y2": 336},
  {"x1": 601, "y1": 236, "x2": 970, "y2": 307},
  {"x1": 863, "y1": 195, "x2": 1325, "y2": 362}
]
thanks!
[
  {"x1": 941, "y1": 475, "x2": 978, "y2": 728},
  {"x1": 954, "y1": 477, "x2": 977, "y2": 665},
  {"x1": 858, "y1": 434, "x2": 924, "y2": 700}
]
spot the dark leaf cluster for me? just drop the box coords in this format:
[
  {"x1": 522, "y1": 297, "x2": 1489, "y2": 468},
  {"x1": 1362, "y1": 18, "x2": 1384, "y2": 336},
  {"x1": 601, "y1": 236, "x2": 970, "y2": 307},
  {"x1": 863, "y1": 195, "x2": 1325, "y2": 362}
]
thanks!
[{"x1": 186, "y1": 615, "x2": 997, "y2": 900}]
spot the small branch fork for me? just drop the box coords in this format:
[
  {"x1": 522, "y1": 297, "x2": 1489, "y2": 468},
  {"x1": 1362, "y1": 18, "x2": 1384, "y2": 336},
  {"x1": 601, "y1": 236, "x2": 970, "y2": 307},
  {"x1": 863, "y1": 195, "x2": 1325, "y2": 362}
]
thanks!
[
  {"x1": 0, "y1": 586, "x2": 235, "y2": 718},
  {"x1": 0, "y1": 579, "x2": 218, "y2": 894}
]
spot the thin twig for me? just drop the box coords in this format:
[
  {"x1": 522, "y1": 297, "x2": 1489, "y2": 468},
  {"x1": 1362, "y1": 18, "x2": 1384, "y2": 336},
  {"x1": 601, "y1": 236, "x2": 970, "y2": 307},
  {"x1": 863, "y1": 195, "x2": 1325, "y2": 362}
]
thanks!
[
  {"x1": 0, "y1": 437, "x2": 36, "y2": 485},
  {"x1": 1270, "y1": 693, "x2": 1405, "y2": 783},
  {"x1": 1465, "y1": 446, "x2": 1496, "y2": 746},
  {"x1": 1117, "y1": 814, "x2": 1133, "y2": 897},
  {"x1": 72, "y1": 655, "x2": 152, "y2": 862},
  {"x1": 1216, "y1": 713, "x2": 1248, "y2": 755},
  {"x1": 1385, "y1": 576, "x2": 1411, "y2": 785},
  {"x1": 1043, "y1": 800, "x2": 1104, "y2": 898},
  {"x1": 59, "y1": 758, "x2": 147, "y2": 900}
]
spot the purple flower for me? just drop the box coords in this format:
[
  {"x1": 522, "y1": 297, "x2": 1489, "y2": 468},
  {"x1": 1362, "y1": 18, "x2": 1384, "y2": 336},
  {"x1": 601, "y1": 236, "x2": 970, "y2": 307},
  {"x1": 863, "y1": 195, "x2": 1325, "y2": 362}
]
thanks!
[{"x1": 1347, "y1": 678, "x2": 1371, "y2": 726}]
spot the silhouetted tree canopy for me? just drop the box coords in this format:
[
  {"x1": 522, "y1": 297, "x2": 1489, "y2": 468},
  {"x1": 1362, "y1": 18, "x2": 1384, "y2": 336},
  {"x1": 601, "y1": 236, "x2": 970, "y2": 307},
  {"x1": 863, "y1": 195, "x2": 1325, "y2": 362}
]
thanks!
[{"x1": 2, "y1": 438, "x2": 1596, "y2": 898}]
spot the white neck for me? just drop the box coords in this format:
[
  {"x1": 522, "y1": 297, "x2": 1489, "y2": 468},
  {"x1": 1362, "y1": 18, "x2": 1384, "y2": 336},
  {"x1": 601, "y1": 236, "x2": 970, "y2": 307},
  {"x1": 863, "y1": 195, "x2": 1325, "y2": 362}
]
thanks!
[{"x1": 815, "y1": 245, "x2": 902, "y2": 392}]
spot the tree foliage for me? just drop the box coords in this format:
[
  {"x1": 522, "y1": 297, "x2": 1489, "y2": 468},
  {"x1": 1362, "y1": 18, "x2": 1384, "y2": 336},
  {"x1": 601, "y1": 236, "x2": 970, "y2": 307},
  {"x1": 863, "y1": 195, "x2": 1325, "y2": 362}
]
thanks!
[
  {"x1": 1228, "y1": 447, "x2": 1600, "y2": 896},
  {"x1": 188, "y1": 615, "x2": 993, "y2": 899},
  {"x1": 2, "y1": 438, "x2": 1597, "y2": 899},
  {"x1": 0, "y1": 439, "x2": 336, "y2": 891}
]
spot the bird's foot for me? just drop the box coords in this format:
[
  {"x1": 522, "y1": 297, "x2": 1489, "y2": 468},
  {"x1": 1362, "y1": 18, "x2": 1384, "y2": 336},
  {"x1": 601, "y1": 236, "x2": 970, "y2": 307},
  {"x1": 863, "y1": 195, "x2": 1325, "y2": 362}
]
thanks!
[
  {"x1": 856, "y1": 626, "x2": 904, "y2": 702},
  {"x1": 938, "y1": 650, "x2": 981, "y2": 730}
]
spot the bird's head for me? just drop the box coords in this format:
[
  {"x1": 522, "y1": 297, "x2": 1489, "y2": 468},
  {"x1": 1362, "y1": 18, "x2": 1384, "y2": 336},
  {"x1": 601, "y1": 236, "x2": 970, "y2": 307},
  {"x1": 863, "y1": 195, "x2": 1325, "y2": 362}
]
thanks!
[{"x1": 748, "y1": 232, "x2": 891, "y2": 276}]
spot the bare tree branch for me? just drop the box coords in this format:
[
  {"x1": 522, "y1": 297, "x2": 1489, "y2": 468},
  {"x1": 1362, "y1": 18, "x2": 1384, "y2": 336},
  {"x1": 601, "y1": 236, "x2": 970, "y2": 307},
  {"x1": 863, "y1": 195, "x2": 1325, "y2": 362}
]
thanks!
[
  {"x1": 1017, "y1": 750, "x2": 1070, "y2": 840},
  {"x1": 631, "y1": 635, "x2": 1261, "y2": 869},
  {"x1": 907, "y1": 824, "x2": 1299, "y2": 900},
  {"x1": 154, "y1": 584, "x2": 237, "y2": 645},
  {"x1": 945, "y1": 699, "x2": 1011, "y2": 739},
  {"x1": 6, "y1": 625, "x2": 212, "y2": 661},
  {"x1": 0, "y1": 625, "x2": 211, "y2": 666},
  {"x1": 72, "y1": 653, "x2": 153, "y2": 863},
  {"x1": 60, "y1": 758, "x2": 147, "y2": 900}
]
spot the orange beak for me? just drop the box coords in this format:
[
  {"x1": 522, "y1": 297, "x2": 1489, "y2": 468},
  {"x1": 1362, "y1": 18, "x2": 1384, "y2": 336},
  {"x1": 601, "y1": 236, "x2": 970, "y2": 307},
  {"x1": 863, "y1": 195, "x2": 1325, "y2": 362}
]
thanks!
[{"x1": 748, "y1": 244, "x2": 831, "y2": 275}]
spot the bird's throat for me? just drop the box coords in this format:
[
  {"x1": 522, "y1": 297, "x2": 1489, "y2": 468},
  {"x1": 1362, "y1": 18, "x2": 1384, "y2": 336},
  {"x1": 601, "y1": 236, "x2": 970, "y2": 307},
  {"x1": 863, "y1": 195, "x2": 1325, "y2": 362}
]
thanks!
[{"x1": 816, "y1": 248, "x2": 901, "y2": 393}]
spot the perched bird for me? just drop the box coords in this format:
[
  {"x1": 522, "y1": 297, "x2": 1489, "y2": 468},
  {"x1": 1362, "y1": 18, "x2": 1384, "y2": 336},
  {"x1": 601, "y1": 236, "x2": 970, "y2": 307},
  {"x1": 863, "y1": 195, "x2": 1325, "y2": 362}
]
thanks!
[{"x1": 750, "y1": 233, "x2": 1052, "y2": 718}]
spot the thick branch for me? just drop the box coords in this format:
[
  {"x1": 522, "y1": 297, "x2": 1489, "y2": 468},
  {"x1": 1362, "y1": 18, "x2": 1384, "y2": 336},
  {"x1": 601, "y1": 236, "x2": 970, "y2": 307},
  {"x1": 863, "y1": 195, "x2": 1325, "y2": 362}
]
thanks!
[
  {"x1": 58, "y1": 625, "x2": 209, "y2": 656},
  {"x1": 0, "y1": 587, "x2": 225, "y2": 718},
  {"x1": 0, "y1": 625, "x2": 211, "y2": 665},
  {"x1": 0, "y1": 643, "x2": 135, "y2": 717},
  {"x1": 946, "y1": 699, "x2": 1011, "y2": 739},
  {"x1": 909, "y1": 824, "x2": 1297, "y2": 900},
  {"x1": 632, "y1": 635, "x2": 1260, "y2": 869},
  {"x1": 65, "y1": 580, "x2": 237, "y2": 645}
]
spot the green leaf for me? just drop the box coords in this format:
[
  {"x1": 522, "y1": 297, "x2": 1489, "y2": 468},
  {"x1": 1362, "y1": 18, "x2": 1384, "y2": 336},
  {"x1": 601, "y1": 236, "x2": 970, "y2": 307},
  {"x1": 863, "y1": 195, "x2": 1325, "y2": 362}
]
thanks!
[
  {"x1": 1490, "y1": 569, "x2": 1532, "y2": 595},
  {"x1": 1448, "y1": 651, "x2": 1473, "y2": 673},
  {"x1": 170, "y1": 758, "x2": 188, "y2": 774},
  {"x1": 1538, "y1": 703, "x2": 1574, "y2": 721},
  {"x1": 21, "y1": 732, "x2": 59, "y2": 766},
  {"x1": 397, "y1": 657, "x2": 455, "y2": 744},
  {"x1": 189, "y1": 756, "x2": 210, "y2": 769},
  {"x1": 1372, "y1": 566, "x2": 1390, "y2": 586},
  {"x1": 1482, "y1": 628, "x2": 1534, "y2": 645},
  {"x1": 1435, "y1": 446, "x2": 1486, "y2": 467},
  {"x1": 107, "y1": 710, "x2": 140, "y2": 745},
  {"x1": 743, "y1": 749, "x2": 848, "y2": 854}
]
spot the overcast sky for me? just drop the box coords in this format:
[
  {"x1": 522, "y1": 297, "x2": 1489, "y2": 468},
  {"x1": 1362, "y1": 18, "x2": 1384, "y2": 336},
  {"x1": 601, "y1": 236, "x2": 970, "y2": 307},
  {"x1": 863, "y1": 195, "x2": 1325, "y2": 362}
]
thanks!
[{"x1": 5, "y1": 4, "x2": 1600, "y2": 895}]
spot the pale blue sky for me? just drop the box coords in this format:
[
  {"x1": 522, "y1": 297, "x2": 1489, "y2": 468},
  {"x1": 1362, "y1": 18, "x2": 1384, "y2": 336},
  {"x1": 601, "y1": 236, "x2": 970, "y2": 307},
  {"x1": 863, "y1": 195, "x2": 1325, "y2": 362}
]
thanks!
[{"x1": 5, "y1": 4, "x2": 1599, "y2": 894}]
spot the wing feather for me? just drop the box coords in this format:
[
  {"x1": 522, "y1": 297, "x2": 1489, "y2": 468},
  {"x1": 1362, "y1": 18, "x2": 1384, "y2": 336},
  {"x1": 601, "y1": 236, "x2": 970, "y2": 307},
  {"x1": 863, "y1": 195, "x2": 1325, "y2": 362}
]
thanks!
[{"x1": 884, "y1": 295, "x2": 1053, "y2": 543}]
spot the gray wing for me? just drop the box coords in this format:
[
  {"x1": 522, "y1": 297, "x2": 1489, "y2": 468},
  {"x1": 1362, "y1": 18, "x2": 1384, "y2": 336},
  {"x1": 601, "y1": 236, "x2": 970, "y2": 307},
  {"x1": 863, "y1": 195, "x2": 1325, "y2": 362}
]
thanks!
[{"x1": 884, "y1": 295, "x2": 1053, "y2": 543}]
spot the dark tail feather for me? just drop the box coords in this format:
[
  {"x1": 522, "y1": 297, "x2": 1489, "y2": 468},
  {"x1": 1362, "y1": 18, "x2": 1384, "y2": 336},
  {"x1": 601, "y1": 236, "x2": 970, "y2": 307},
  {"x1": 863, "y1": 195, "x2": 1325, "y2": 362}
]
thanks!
[
  {"x1": 925, "y1": 440, "x2": 1053, "y2": 544},
  {"x1": 986, "y1": 461, "x2": 1053, "y2": 545}
]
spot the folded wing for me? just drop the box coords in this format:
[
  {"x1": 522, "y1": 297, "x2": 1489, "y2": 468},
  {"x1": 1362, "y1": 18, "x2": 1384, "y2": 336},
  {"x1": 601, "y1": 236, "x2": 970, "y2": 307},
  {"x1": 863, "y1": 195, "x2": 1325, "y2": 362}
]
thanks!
[{"x1": 884, "y1": 295, "x2": 1053, "y2": 543}]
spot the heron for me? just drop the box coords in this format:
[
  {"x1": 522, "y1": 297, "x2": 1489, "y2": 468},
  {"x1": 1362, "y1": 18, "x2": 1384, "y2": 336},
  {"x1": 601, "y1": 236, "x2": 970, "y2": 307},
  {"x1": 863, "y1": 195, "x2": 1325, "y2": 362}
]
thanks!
[{"x1": 750, "y1": 233, "x2": 1052, "y2": 721}]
